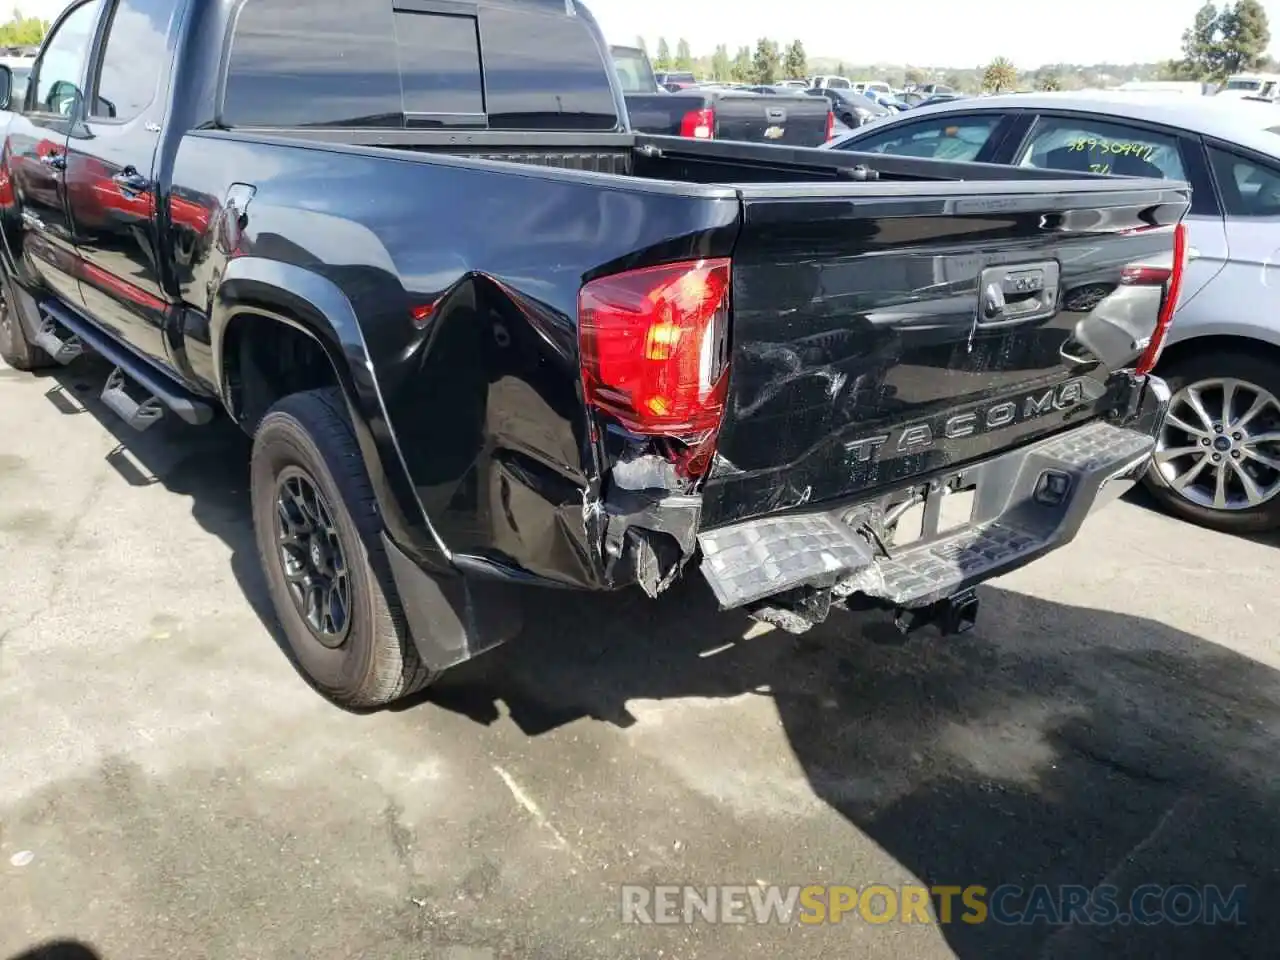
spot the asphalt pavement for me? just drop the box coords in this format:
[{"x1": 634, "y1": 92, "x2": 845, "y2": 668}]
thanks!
[{"x1": 1, "y1": 354, "x2": 1278, "y2": 959}]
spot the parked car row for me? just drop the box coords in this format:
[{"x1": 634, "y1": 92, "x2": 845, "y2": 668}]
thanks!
[
  {"x1": 612, "y1": 45, "x2": 834, "y2": 146},
  {"x1": 609, "y1": 48, "x2": 970, "y2": 146}
]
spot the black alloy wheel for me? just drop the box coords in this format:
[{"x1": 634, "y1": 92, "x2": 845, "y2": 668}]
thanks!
[{"x1": 274, "y1": 467, "x2": 352, "y2": 648}]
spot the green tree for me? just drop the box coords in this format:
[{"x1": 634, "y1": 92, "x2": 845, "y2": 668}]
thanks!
[
  {"x1": 675, "y1": 38, "x2": 693, "y2": 72},
  {"x1": 1218, "y1": 0, "x2": 1270, "y2": 74},
  {"x1": 752, "y1": 38, "x2": 781, "y2": 84},
  {"x1": 634, "y1": 35, "x2": 648, "y2": 54},
  {"x1": 731, "y1": 46, "x2": 753, "y2": 82},
  {"x1": 982, "y1": 56, "x2": 1018, "y2": 92},
  {"x1": 0, "y1": 10, "x2": 48, "y2": 46},
  {"x1": 836, "y1": 62, "x2": 847, "y2": 77},
  {"x1": 654, "y1": 37, "x2": 671, "y2": 71},
  {"x1": 1177, "y1": 2, "x2": 1223, "y2": 78},
  {"x1": 1036, "y1": 71, "x2": 1062, "y2": 91},
  {"x1": 710, "y1": 44, "x2": 731, "y2": 81},
  {"x1": 904, "y1": 67, "x2": 924, "y2": 87},
  {"x1": 783, "y1": 39, "x2": 807, "y2": 81},
  {"x1": 1172, "y1": 0, "x2": 1269, "y2": 80}
]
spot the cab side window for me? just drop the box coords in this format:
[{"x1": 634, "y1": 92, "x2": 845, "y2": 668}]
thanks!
[
  {"x1": 837, "y1": 114, "x2": 1003, "y2": 162},
  {"x1": 31, "y1": 0, "x2": 102, "y2": 116},
  {"x1": 1016, "y1": 115, "x2": 1186, "y2": 180}
]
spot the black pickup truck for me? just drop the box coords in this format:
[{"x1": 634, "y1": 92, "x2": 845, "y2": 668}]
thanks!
[
  {"x1": 0, "y1": 0, "x2": 1187, "y2": 709},
  {"x1": 611, "y1": 45, "x2": 834, "y2": 147}
]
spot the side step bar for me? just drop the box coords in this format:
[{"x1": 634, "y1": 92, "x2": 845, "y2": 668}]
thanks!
[
  {"x1": 100, "y1": 366, "x2": 166, "y2": 431},
  {"x1": 31, "y1": 317, "x2": 84, "y2": 365},
  {"x1": 38, "y1": 300, "x2": 215, "y2": 427}
]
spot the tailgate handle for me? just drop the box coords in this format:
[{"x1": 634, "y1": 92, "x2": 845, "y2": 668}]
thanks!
[{"x1": 978, "y1": 261, "x2": 1059, "y2": 326}]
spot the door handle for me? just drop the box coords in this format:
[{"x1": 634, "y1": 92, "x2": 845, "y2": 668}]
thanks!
[
  {"x1": 112, "y1": 169, "x2": 148, "y2": 194},
  {"x1": 40, "y1": 153, "x2": 65, "y2": 170}
]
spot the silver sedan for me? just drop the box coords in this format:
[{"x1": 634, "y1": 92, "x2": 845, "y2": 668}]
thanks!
[{"x1": 826, "y1": 91, "x2": 1280, "y2": 534}]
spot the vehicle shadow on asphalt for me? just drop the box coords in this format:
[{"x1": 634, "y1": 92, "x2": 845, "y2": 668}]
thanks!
[
  {"x1": 36, "y1": 359, "x2": 279, "y2": 642},
  {"x1": 4, "y1": 941, "x2": 101, "y2": 960},
  {"x1": 417, "y1": 575, "x2": 1280, "y2": 958},
  {"x1": 38, "y1": 359, "x2": 1279, "y2": 958}
]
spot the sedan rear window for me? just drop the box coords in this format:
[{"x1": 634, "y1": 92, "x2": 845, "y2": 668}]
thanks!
[{"x1": 1017, "y1": 116, "x2": 1186, "y2": 180}]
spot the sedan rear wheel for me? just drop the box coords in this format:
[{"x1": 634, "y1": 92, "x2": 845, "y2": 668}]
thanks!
[{"x1": 1144, "y1": 350, "x2": 1280, "y2": 533}]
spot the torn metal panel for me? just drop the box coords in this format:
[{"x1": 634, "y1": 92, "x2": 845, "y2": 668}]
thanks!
[{"x1": 601, "y1": 484, "x2": 703, "y2": 597}]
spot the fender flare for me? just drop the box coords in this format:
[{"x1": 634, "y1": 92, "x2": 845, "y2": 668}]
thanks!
[{"x1": 210, "y1": 256, "x2": 450, "y2": 567}]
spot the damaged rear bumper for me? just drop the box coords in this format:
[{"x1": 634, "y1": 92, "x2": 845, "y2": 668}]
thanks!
[{"x1": 697, "y1": 374, "x2": 1170, "y2": 627}]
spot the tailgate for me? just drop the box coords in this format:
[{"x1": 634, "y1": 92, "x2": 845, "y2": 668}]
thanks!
[
  {"x1": 623, "y1": 92, "x2": 692, "y2": 137},
  {"x1": 713, "y1": 94, "x2": 830, "y2": 147},
  {"x1": 701, "y1": 178, "x2": 1190, "y2": 528}
]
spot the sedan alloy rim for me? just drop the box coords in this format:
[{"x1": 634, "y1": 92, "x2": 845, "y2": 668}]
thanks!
[{"x1": 1155, "y1": 376, "x2": 1280, "y2": 511}]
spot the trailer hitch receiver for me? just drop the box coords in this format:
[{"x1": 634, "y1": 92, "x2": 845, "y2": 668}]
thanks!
[{"x1": 893, "y1": 589, "x2": 980, "y2": 637}]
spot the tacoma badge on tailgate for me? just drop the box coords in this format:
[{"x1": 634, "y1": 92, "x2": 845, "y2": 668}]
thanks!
[{"x1": 843, "y1": 376, "x2": 1106, "y2": 463}]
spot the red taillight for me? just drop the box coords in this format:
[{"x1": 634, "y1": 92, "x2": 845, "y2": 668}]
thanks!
[
  {"x1": 825, "y1": 110, "x2": 835, "y2": 142},
  {"x1": 579, "y1": 258, "x2": 732, "y2": 444},
  {"x1": 1130, "y1": 221, "x2": 1188, "y2": 375},
  {"x1": 679, "y1": 107, "x2": 715, "y2": 140}
]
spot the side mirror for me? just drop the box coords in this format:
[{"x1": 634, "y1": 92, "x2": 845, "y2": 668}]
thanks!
[{"x1": 0, "y1": 66, "x2": 12, "y2": 111}]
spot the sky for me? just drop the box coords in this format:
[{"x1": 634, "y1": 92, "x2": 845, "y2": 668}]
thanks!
[
  {"x1": 6, "y1": 0, "x2": 1280, "y2": 69},
  {"x1": 585, "y1": 0, "x2": 1280, "y2": 68}
]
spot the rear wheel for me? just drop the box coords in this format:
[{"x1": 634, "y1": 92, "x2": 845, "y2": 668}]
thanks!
[
  {"x1": 251, "y1": 387, "x2": 433, "y2": 708},
  {"x1": 1143, "y1": 350, "x2": 1280, "y2": 534},
  {"x1": 0, "y1": 265, "x2": 54, "y2": 371}
]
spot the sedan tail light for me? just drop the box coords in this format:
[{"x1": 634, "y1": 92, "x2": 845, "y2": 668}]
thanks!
[{"x1": 1128, "y1": 221, "x2": 1188, "y2": 375}]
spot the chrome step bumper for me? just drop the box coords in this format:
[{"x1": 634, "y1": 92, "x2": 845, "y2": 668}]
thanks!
[{"x1": 698, "y1": 377, "x2": 1168, "y2": 613}]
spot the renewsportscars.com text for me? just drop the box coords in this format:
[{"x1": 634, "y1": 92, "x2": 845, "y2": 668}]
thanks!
[{"x1": 620, "y1": 883, "x2": 1247, "y2": 927}]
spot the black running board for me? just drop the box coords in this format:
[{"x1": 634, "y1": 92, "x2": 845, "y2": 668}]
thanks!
[{"x1": 39, "y1": 300, "x2": 214, "y2": 426}]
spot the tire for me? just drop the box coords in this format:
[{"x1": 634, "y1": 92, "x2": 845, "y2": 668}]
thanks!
[
  {"x1": 0, "y1": 266, "x2": 54, "y2": 371},
  {"x1": 250, "y1": 387, "x2": 433, "y2": 708},
  {"x1": 1142, "y1": 349, "x2": 1280, "y2": 534}
]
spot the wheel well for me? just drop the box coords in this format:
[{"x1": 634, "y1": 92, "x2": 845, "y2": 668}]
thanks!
[
  {"x1": 1157, "y1": 334, "x2": 1280, "y2": 373},
  {"x1": 222, "y1": 310, "x2": 343, "y2": 432}
]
